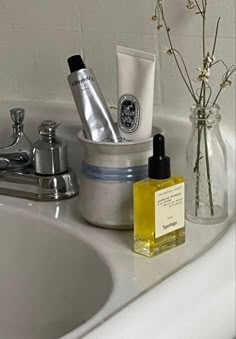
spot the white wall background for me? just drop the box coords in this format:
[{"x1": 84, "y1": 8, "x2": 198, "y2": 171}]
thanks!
[{"x1": 0, "y1": 0, "x2": 235, "y2": 125}]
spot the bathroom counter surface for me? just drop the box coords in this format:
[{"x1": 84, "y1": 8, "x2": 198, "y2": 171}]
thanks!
[
  {"x1": 0, "y1": 100, "x2": 235, "y2": 339},
  {"x1": 1, "y1": 193, "x2": 234, "y2": 339}
]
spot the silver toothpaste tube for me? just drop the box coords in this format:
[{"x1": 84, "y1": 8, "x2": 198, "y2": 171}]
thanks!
[{"x1": 67, "y1": 55, "x2": 120, "y2": 142}]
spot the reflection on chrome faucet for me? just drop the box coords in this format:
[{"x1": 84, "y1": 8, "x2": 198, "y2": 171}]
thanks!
[
  {"x1": 0, "y1": 108, "x2": 33, "y2": 170},
  {"x1": 0, "y1": 109, "x2": 79, "y2": 201}
]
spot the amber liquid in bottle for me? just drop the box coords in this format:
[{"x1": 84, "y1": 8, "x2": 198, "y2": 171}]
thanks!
[
  {"x1": 134, "y1": 177, "x2": 185, "y2": 257},
  {"x1": 133, "y1": 134, "x2": 185, "y2": 257}
]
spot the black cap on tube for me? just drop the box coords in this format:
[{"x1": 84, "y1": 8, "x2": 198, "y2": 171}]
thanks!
[
  {"x1": 148, "y1": 134, "x2": 171, "y2": 179},
  {"x1": 67, "y1": 55, "x2": 86, "y2": 73}
]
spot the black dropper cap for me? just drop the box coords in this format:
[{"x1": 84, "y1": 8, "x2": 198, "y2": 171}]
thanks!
[
  {"x1": 148, "y1": 134, "x2": 171, "y2": 179},
  {"x1": 67, "y1": 55, "x2": 86, "y2": 73}
]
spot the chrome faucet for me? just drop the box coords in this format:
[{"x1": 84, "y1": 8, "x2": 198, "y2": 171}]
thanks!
[
  {"x1": 0, "y1": 108, "x2": 79, "y2": 200},
  {"x1": 0, "y1": 108, "x2": 33, "y2": 170}
]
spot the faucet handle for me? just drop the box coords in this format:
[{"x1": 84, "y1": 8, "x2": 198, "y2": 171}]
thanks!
[
  {"x1": 33, "y1": 120, "x2": 68, "y2": 175},
  {"x1": 10, "y1": 108, "x2": 25, "y2": 125},
  {"x1": 38, "y1": 120, "x2": 59, "y2": 136}
]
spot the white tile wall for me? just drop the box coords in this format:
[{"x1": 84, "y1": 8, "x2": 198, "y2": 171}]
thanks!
[
  {"x1": 0, "y1": 0, "x2": 83, "y2": 102},
  {"x1": 0, "y1": 0, "x2": 235, "y2": 126}
]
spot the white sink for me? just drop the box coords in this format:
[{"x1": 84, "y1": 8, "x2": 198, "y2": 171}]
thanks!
[
  {"x1": 0, "y1": 100, "x2": 235, "y2": 339},
  {"x1": 0, "y1": 205, "x2": 113, "y2": 339}
]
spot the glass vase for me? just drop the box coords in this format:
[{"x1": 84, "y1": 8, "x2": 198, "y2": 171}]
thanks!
[{"x1": 186, "y1": 104, "x2": 228, "y2": 224}]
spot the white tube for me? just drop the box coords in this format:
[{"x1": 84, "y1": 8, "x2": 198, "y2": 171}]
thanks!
[{"x1": 116, "y1": 46, "x2": 156, "y2": 141}]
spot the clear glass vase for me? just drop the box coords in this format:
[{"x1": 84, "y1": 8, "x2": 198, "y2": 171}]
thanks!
[{"x1": 186, "y1": 104, "x2": 228, "y2": 224}]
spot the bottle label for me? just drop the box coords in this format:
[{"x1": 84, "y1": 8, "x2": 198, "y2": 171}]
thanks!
[
  {"x1": 155, "y1": 182, "x2": 185, "y2": 238},
  {"x1": 118, "y1": 94, "x2": 140, "y2": 134}
]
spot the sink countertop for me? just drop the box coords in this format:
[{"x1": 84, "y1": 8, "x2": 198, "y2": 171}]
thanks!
[
  {"x1": 0, "y1": 99, "x2": 235, "y2": 339},
  {"x1": 1, "y1": 189, "x2": 234, "y2": 339}
]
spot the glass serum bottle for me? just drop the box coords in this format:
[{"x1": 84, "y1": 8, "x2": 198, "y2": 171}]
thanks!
[{"x1": 133, "y1": 134, "x2": 185, "y2": 257}]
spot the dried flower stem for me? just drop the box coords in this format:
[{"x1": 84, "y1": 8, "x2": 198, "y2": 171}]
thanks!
[
  {"x1": 172, "y1": 48, "x2": 197, "y2": 100},
  {"x1": 200, "y1": 0, "x2": 215, "y2": 216},
  {"x1": 211, "y1": 59, "x2": 228, "y2": 70},
  {"x1": 211, "y1": 17, "x2": 221, "y2": 58},
  {"x1": 212, "y1": 66, "x2": 236, "y2": 106},
  {"x1": 194, "y1": 1, "x2": 204, "y2": 16},
  {"x1": 193, "y1": 124, "x2": 203, "y2": 214},
  {"x1": 205, "y1": 82, "x2": 212, "y2": 108},
  {"x1": 159, "y1": 3, "x2": 198, "y2": 103},
  {"x1": 204, "y1": 122, "x2": 214, "y2": 215}
]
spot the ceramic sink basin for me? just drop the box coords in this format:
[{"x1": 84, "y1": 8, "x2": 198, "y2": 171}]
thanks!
[{"x1": 0, "y1": 206, "x2": 113, "y2": 339}]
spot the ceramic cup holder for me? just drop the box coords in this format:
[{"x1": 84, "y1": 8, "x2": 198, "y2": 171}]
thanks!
[{"x1": 78, "y1": 127, "x2": 161, "y2": 229}]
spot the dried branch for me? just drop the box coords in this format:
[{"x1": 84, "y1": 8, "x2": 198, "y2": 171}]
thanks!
[
  {"x1": 212, "y1": 66, "x2": 236, "y2": 106},
  {"x1": 152, "y1": 0, "x2": 235, "y2": 108},
  {"x1": 158, "y1": 3, "x2": 198, "y2": 103},
  {"x1": 211, "y1": 17, "x2": 221, "y2": 58}
]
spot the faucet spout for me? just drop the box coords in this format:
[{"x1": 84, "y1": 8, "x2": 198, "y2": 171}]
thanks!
[
  {"x1": 0, "y1": 152, "x2": 32, "y2": 170},
  {"x1": 0, "y1": 108, "x2": 33, "y2": 170}
]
